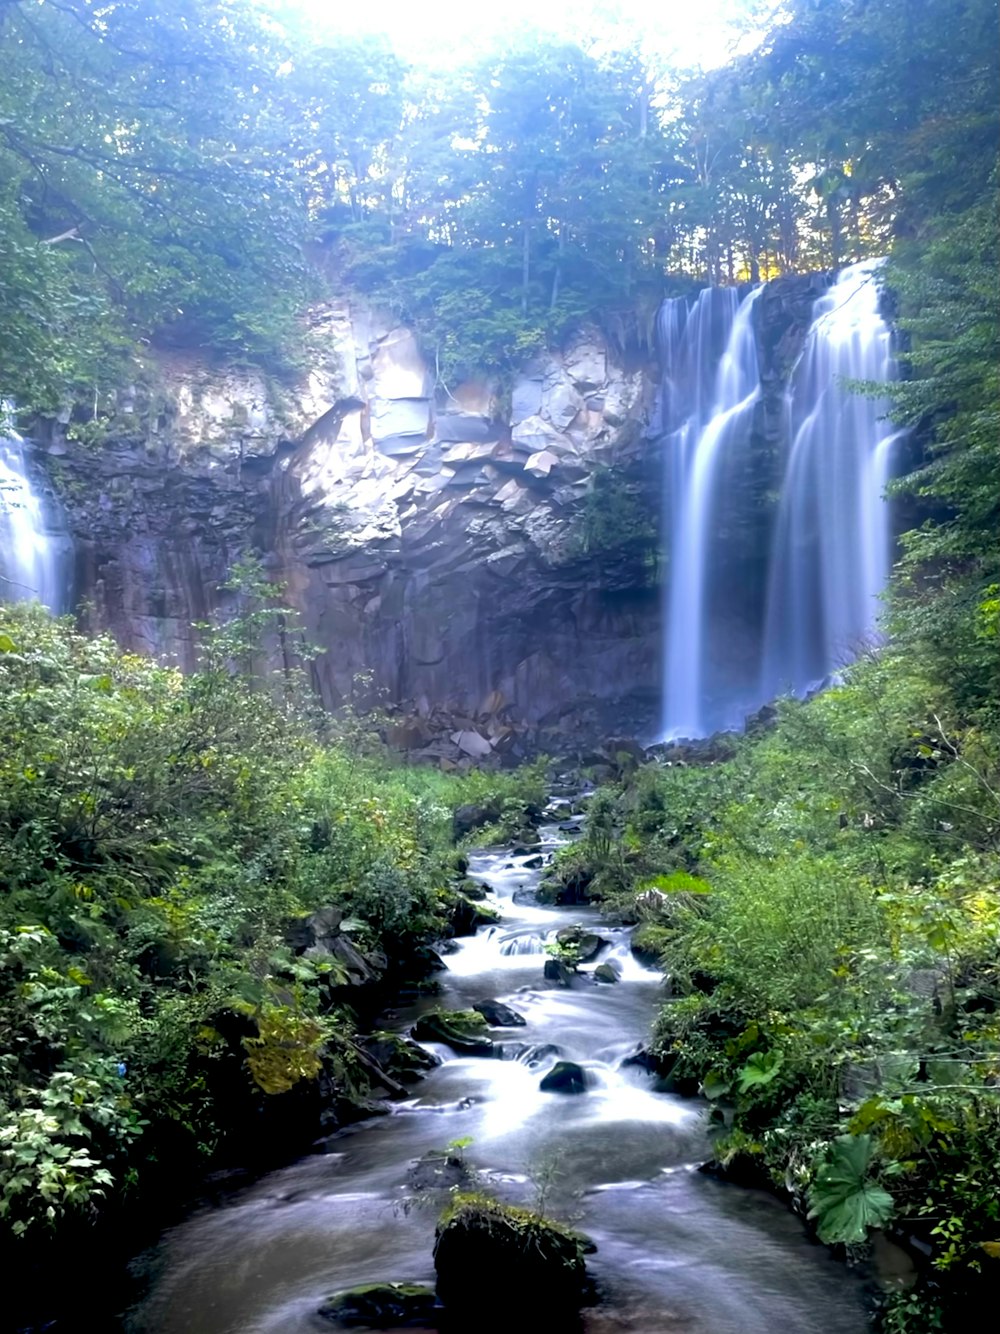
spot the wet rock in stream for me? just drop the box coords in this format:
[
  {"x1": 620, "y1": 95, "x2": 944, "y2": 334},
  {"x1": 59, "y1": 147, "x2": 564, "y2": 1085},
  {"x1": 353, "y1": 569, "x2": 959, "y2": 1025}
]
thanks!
[
  {"x1": 411, "y1": 1009, "x2": 496, "y2": 1056},
  {"x1": 556, "y1": 924, "x2": 607, "y2": 963},
  {"x1": 472, "y1": 999, "x2": 527, "y2": 1027},
  {"x1": 540, "y1": 1060, "x2": 591, "y2": 1094},
  {"x1": 361, "y1": 1032, "x2": 441, "y2": 1084},
  {"x1": 434, "y1": 1194, "x2": 593, "y2": 1327},
  {"x1": 450, "y1": 893, "x2": 500, "y2": 937},
  {"x1": 544, "y1": 957, "x2": 576, "y2": 986},
  {"x1": 318, "y1": 1281, "x2": 437, "y2": 1328}
]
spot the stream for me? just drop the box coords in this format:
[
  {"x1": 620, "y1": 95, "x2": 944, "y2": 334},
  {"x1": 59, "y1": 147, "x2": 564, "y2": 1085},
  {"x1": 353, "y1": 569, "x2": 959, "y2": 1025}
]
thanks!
[{"x1": 128, "y1": 806, "x2": 871, "y2": 1333}]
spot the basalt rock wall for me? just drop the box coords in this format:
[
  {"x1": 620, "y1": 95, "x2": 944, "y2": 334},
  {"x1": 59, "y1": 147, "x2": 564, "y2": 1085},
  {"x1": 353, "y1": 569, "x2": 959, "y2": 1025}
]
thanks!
[{"x1": 30, "y1": 277, "x2": 825, "y2": 741}]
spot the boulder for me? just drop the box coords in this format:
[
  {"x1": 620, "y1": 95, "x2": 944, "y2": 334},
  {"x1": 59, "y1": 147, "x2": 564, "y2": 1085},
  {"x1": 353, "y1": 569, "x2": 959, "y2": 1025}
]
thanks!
[
  {"x1": 620, "y1": 1044, "x2": 659, "y2": 1074},
  {"x1": 451, "y1": 893, "x2": 501, "y2": 937},
  {"x1": 543, "y1": 958, "x2": 575, "y2": 987},
  {"x1": 539, "y1": 1060, "x2": 591, "y2": 1094},
  {"x1": 472, "y1": 999, "x2": 526, "y2": 1027},
  {"x1": 630, "y1": 923, "x2": 669, "y2": 968},
  {"x1": 555, "y1": 925, "x2": 606, "y2": 963},
  {"x1": 434, "y1": 1194, "x2": 591, "y2": 1322},
  {"x1": 519, "y1": 1042, "x2": 562, "y2": 1067},
  {"x1": 456, "y1": 877, "x2": 488, "y2": 902},
  {"x1": 285, "y1": 905, "x2": 344, "y2": 954},
  {"x1": 317, "y1": 935, "x2": 381, "y2": 986},
  {"x1": 412, "y1": 1010, "x2": 495, "y2": 1056},
  {"x1": 407, "y1": 1149, "x2": 474, "y2": 1192},
  {"x1": 318, "y1": 1282, "x2": 436, "y2": 1328},
  {"x1": 594, "y1": 961, "x2": 621, "y2": 984},
  {"x1": 361, "y1": 1032, "x2": 441, "y2": 1084},
  {"x1": 453, "y1": 803, "x2": 499, "y2": 839}
]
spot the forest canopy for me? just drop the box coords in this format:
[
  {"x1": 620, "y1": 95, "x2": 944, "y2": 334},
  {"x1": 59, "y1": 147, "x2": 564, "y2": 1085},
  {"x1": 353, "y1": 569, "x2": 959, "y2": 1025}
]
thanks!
[{"x1": 1, "y1": 0, "x2": 997, "y2": 399}]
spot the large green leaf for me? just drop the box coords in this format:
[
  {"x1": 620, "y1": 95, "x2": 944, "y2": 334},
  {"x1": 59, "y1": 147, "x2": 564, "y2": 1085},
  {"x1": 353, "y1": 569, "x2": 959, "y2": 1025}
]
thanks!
[
  {"x1": 737, "y1": 1049, "x2": 784, "y2": 1093},
  {"x1": 807, "y1": 1135, "x2": 895, "y2": 1244}
]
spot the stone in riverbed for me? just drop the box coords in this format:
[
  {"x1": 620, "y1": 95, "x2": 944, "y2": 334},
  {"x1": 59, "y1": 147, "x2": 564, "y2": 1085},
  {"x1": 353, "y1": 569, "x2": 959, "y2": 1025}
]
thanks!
[
  {"x1": 318, "y1": 1282, "x2": 436, "y2": 1327},
  {"x1": 450, "y1": 893, "x2": 500, "y2": 937},
  {"x1": 434, "y1": 1194, "x2": 591, "y2": 1323},
  {"x1": 543, "y1": 957, "x2": 575, "y2": 987},
  {"x1": 594, "y1": 961, "x2": 621, "y2": 984},
  {"x1": 472, "y1": 999, "x2": 526, "y2": 1027},
  {"x1": 540, "y1": 1060, "x2": 591, "y2": 1094},
  {"x1": 555, "y1": 924, "x2": 606, "y2": 963},
  {"x1": 411, "y1": 1009, "x2": 495, "y2": 1056},
  {"x1": 361, "y1": 1032, "x2": 441, "y2": 1084}
]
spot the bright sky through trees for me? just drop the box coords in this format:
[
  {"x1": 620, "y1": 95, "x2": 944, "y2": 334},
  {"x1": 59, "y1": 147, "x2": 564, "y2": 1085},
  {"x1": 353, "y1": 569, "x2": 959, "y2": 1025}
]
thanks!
[{"x1": 290, "y1": 0, "x2": 769, "y2": 69}]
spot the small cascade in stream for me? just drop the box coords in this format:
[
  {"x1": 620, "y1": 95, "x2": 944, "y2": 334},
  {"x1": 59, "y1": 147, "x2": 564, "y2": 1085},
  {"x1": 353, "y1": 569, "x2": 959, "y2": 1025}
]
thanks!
[
  {"x1": 129, "y1": 804, "x2": 871, "y2": 1334},
  {"x1": 661, "y1": 286, "x2": 761, "y2": 740},
  {"x1": 0, "y1": 429, "x2": 70, "y2": 612},
  {"x1": 655, "y1": 260, "x2": 899, "y2": 740},
  {"x1": 760, "y1": 260, "x2": 901, "y2": 700}
]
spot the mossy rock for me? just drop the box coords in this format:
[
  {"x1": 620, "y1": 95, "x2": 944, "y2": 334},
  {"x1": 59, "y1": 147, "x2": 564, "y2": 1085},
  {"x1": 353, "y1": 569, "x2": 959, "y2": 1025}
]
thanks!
[
  {"x1": 456, "y1": 876, "x2": 489, "y2": 902},
  {"x1": 318, "y1": 1282, "x2": 436, "y2": 1327},
  {"x1": 630, "y1": 923, "x2": 670, "y2": 968},
  {"x1": 594, "y1": 961, "x2": 620, "y2": 984},
  {"x1": 362, "y1": 1032, "x2": 441, "y2": 1083},
  {"x1": 539, "y1": 1060, "x2": 591, "y2": 1094},
  {"x1": 434, "y1": 1194, "x2": 592, "y2": 1321},
  {"x1": 536, "y1": 856, "x2": 597, "y2": 906},
  {"x1": 473, "y1": 999, "x2": 526, "y2": 1027},
  {"x1": 317, "y1": 1275, "x2": 434, "y2": 1328},
  {"x1": 555, "y1": 925, "x2": 606, "y2": 963},
  {"x1": 412, "y1": 1009, "x2": 495, "y2": 1056},
  {"x1": 451, "y1": 893, "x2": 501, "y2": 937}
]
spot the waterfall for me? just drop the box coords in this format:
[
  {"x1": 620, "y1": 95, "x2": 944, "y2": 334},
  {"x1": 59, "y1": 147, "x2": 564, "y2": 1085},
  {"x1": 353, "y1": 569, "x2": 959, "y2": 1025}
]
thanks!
[
  {"x1": 0, "y1": 430, "x2": 69, "y2": 612},
  {"x1": 760, "y1": 260, "x2": 900, "y2": 701},
  {"x1": 655, "y1": 260, "x2": 899, "y2": 740},
  {"x1": 661, "y1": 286, "x2": 761, "y2": 740}
]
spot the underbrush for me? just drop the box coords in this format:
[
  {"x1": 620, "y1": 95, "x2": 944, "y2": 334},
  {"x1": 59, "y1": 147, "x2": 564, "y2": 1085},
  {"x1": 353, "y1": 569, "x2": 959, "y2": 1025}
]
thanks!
[{"x1": 0, "y1": 602, "x2": 542, "y2": 1251}]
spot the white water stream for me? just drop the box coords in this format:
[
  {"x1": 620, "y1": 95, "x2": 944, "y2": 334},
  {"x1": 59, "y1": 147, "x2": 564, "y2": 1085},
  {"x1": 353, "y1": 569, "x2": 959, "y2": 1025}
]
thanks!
[{"x1": 129, "y1": 816, "x2": 869, "y2": 1333}]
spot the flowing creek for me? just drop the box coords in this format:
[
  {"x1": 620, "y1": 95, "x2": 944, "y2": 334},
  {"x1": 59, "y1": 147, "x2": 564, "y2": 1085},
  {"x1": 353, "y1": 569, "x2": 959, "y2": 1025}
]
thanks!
[{"x1": 129, "y1": 811, "x2": 871, "y2": 1333}]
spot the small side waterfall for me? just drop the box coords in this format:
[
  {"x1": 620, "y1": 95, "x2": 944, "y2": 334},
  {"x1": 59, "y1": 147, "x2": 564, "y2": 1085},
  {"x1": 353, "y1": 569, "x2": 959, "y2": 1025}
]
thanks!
[
  {"x1": 661, "y1": 286, "x2": 761, "y2": 739},
  {"x1": 760, "y1": 261, "x2": 900, "y2": 700},
  {"x1": 0, "y1": 431, "x2": 69, "y2": 612},
  {"x1": 655, "y1": 260, "x2": 899, "y2": 740}
]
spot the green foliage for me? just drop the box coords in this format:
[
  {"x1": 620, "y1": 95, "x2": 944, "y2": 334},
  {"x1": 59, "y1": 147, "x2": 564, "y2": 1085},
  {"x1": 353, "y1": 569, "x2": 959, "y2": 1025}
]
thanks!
[
  {"x1": 0, "y1": 597, "x2": 539, "y2": 1240},
  {"x1": 0, "y1": 0, "x2": 313, "y2": 415},
  {"x1": 566, "y1": 467, "x2": 659, "y2": 574},
  {"x1": 806, "y1": 1135, "x2": 895, "y2": 1245},
  {"x1": 591, "y1": 639, "x2": 1000, "y2": 1319}
]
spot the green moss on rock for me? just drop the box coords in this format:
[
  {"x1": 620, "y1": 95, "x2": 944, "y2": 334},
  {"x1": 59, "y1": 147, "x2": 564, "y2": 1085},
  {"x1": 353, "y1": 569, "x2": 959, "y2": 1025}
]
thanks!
[
  {"x1": 318, "y1": 1282, "x2": 436, "y2": 1327},
  {"x1": 434, "y1": 1193, "x2": 593, "y2": 1322}
]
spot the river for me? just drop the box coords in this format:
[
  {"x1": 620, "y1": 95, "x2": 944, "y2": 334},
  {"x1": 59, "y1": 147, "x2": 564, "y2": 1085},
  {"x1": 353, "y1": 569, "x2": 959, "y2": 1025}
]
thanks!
[{"x1": 128, "y1": 807, "x2": 871, "y2": 1333}]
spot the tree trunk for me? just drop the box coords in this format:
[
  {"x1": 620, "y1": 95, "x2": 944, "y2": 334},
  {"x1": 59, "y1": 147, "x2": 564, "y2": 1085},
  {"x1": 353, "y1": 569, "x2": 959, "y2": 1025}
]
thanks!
[{"x1": 522, "y1": 219, "x2": 531, "y2": 317}]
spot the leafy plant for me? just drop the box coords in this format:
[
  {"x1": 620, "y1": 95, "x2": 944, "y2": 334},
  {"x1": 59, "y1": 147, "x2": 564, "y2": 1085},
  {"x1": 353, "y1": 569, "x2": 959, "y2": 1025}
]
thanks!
[{"x1": 806, "y1": 1134, "x2": 895, "y2": 1244}]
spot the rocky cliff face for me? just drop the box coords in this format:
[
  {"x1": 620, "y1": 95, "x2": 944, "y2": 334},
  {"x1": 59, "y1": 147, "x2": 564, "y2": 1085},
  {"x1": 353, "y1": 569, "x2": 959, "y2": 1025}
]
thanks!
[
  {"x1": 36, "y1": 300, "x2": 662, "y2": 744},
  {"x1": 29, "y1": 277, "x2": 824, "y2": 751}
]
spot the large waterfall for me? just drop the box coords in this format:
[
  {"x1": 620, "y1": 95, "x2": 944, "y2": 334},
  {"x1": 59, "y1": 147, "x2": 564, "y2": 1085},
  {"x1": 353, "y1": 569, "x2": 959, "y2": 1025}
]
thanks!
[
  {"x1": 0, "y1": 430, "x2": 70, "y2": 612},
  {"x1": 659, "y1": 261, "x2": 898, "y2": 740},
  {"x1": 760, "y1": 261, "x2": 901, "y2": 701}
]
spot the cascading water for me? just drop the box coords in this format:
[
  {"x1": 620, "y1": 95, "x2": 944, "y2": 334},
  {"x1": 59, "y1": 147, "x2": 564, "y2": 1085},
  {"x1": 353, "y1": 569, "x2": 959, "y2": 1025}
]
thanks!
[
  {"x1": 130, "y1": 810, "x2": 870, "y2": 1334},
  {"x1": 760, "y1": 260, "x2": 900, "y2": 700},
  {"x1": 661, "y1": 286, "x2": 761, "y2": 740},
  {"x1": 0, "y1": 429, "x2": 69, "y2": 612},
  {"x1": 655, "y1": 260, "x2": 899, "y2": 740}
]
